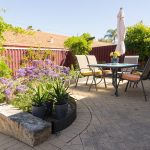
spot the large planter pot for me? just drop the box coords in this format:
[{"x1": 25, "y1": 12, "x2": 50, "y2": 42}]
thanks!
[
  {"x1": 32, "y1": 105, "x2": 46, "y2": 119},
  {"x1": 51, "y1": 97, "x2": 77, "y2": 133},
  {"x1": 44, "y1": 101, "x2": 53, "y2": 116},
  {"x1": 55, "y1": 103, "x2": 68, "y2": 120}
]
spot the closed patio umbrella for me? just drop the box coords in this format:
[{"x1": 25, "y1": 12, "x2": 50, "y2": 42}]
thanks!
[{"x1": 115, "y1": 8, "x2": 126, "y2": 55}]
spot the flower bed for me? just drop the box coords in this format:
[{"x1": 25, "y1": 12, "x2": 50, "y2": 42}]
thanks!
[{"x1": 0, "y1": 59, "x2": 77, "y2": 132}]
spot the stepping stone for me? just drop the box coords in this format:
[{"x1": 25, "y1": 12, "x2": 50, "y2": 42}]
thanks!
[{"x1": 0, "y1": 104, "x2": 51, "y2": 147}]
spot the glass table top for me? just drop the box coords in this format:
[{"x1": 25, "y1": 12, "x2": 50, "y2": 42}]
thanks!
[{"x1": 89, "y1": 63, "x2": 138, "y2": 68}]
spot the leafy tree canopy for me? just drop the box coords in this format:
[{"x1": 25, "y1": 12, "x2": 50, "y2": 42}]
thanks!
[
  {"x1": 64, "y1": 33, "x2": 94, "y2": 55},
  {"x1": 125, "y1": 23, "x2": 150, "y2": 61}
]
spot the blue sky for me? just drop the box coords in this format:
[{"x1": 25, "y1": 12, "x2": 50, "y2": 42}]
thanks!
[{"x1": 0, "y1": 0, "x2": 150, "y2": 39}]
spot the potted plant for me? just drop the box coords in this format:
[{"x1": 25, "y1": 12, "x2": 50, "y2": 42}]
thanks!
[
  {"x1": 50, "y1": 79, "x2": 69, "y2": 120},
  {"x1": 31, "y1": 84, "x2": 47, "y2": 119},
  {"x1": 44, "y1": 82, "x2": 54, "y2": 116},
  {"x1": 110, "y1": 51, "x2": 120, "y2": 63}
]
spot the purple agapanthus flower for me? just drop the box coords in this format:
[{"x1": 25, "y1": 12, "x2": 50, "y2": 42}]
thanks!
[
  {"x1": 0, "y1": 78, "x2": 8, "y2": 84},
  {"x1": 52, "y1": 73, "x2": 60, "y2": 78},
  {"x1": 45, "y1": 59, "x2": 53, "y2": 65},
  {"x1": 16, "y1": 85, "x2": 28, "y2": 93},
  {"x1": 4, "y1": 89, "x2": 11, "y2": 95},
  {"x1": 63, "y1": 67, "x2": 70, "y2": 74},
  {"x1": 47, "y1": 70, "x2": 55, "y2": 76},
  {"x1": 17, "y1": 68, "x2": 26, "y2": 77},
  {"x1": 7, "y1": 82, "x2": 13, "y2": 88},
  {"x1": 32, "y1": 60, "x2": 44, "y2": 67}
]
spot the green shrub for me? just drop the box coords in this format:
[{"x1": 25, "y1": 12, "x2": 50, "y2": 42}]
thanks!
[
  {"x1": 125, "y1": 23, "x2": 150, "y2": 61},
  {"x1": 12, "y1": 92, "x2": 32, "y2": 112},
  {"x1": 0, "y1": 59, "x2": 12, "y2": 78},
  {"x1": 0, "y1": 92, "x2": 5, "y2": 103},
  {"x1": 64, "y1": 33, "x2": 94, "y2": 55}
]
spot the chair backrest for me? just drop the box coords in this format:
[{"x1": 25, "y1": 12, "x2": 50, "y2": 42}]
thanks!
[
  {"x1": 75, "y1": 55, "x2": 90, "y2": 72},
  {"x1": 141, "y1": 57, "x2": 150, "y2": 80},
  {"x1": 86, "y1": 55, "x2": 99, "y2": 71},
  {"x1": 123, "y1": 55, "x2": 139, "y2": 72},
  {"x1": 124, "y1": 55, "x2": 139, "y2": 64}
]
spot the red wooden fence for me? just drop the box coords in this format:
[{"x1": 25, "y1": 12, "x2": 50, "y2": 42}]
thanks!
[
  {"x1": 1, "y1": 45, "x2": 138, "y2": 75},
  {"x1": 1, "y1": 47, "x2": 71, "y2": 75},
  {"x1": 90, "y1": 45, "x2": 117, "y2": 63}
]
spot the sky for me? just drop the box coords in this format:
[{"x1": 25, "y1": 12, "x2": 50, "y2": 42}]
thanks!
[{"x1": 0, "y1": 0, "x2": 150, "y2": 39}]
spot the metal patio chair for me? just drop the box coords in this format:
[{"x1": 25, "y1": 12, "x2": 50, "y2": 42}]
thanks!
[
  {"x1": 119, "y1": 57, "x2": 150, "y2": 101},
  {"x1": 122, "y1": 55, "x2": 139, "y2": 73},
  {"x1": 75, "y1": 55, "x2": 94, "y2": 88},
  {"x1": 75, "y1": 55, "x2": 106, "y2": 91},
  {"x1": 86, "y1": 55, "x2": 112, "y2": 90}
]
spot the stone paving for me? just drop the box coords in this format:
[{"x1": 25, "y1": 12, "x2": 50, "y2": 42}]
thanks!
[{"x1": 0, "y1": 78, "x2": 150, "y2": 150}]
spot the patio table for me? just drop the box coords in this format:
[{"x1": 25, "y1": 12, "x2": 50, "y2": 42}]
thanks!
[{"x1": 88, "y1": 63, "x2": 138, "y2": 96}]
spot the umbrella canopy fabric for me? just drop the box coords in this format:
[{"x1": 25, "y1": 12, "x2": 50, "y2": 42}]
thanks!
[{"x1": 115, "y1": 8, "x2": 126, "y2": 55}]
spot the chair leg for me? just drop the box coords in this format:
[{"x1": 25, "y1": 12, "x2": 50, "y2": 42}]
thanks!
[
  {"x1": 75, "y1": 75, "x2": 79, "y2": 88},
  {"x1": 129, "y1": 82, "x2": 132, "y2": 87},
  {"x1": 86, "y1": 76, "x2": 89, "y2": 85},
  {"x1": 89, "y1": 76, "x2": 97, "y2": 91},
  {"x1": 117, "y1": 79, "x2": 121, "y2": 87},
  {"x1": 103, "y1": 76, "x2": 107, "y2": 88},
  {"x1": 89, "y1": 77, "x2": 94, "y2": 91},
  {"x1": 93, "y1": 76, "x2": 97, "y2": 91},
  {"x1": 141, "y1": 80, "x2": 147, "y2": 101},
  {"x1": 125, "y1": 81, "x2": 129, "y2": 92}
]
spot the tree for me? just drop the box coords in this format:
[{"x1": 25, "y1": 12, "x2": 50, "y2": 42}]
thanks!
[
  {"x1": 104, "y1": 29, "x2": 117, "y2": 43},
  {"x1": 27, "y1": 25, "x2": 33, "y2": 30},
  {"x1": 98, "y1": 38, "x2": 112, "y2": 43},
  {"x1": 64, "y1": 33, "x2": 94, "y2": 55},
  {"x1": 125, "y1": 23, "x2": 150, "y2": 61}
]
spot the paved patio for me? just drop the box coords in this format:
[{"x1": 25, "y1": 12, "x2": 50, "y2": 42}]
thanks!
[{"x1": 0, "y1": 78, "x2": 150, "y2": 150}]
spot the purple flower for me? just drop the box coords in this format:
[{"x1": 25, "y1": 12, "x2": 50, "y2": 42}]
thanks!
[
  {"x1": 8, "y1": 82, "x2": 13, "y2": 88},
  {"x1": 4, "y1": 89, "x2": 11, "y2": 95},
  {"x1": 16, "y1": 85, "x2": 28, "y2": 93},
  {"x1": 17, "y1": 68, "x2": 26, "y2": 77},
  {"x1": 52, "y1": 73, "x2": 60, "y2": 78},
  {"x1": 32, "y1": 60, "x2": 43, "y2": 67},
  {"x1": 0, "y1": 78, "x2": 8, "y2": 84},
  {"x1": 45, "y1": 59, "x2": 53, "y2": 65},
  {"x1": 26, "y1": 69, "x2": 33, "y2": 75},
  {"x1": 63, "y1": 67, "x2": 70, "y2": 74},
  {"x1": 47, "y1": 70, "x2": 55, "y2": 76}
]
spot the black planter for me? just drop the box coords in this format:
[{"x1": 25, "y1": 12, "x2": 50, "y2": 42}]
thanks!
[
  {"x1": 51, "y1": 98, "x2": 77, "y2": 133},
  {"x1": 32, "y1": 105, "x2": 46, "y2": 119},
  {"x1": 44, "y1": 101, "x2": 53, "y2": 116},
  {"x1": 55, "y1": 103, "x2": 68, "y2": 120}
]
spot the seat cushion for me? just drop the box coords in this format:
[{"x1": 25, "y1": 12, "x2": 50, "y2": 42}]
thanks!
[
  {"x1": 81, "y1": 71, "x2": 93, "y2": 76},
  {"x1": 121, "y1": 74, "x2": 140, "y2": 81},
  {"x1": 132, "y1": 71, "x2": 142, "y2": 76},
  {"x1": 81, "y1": 69, "x2": 111, "y2": 76},
  {"x1": 103, "y1": 70, "x2": 112, "y2": 75},
  {"x1": 81, "y1": 70, "x2": 103, "y2": 76}
]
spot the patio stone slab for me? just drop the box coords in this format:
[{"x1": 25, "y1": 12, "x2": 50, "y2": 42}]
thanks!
[{"x1": 0, "y1": 104, "x2": 51, "y2": 147}]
